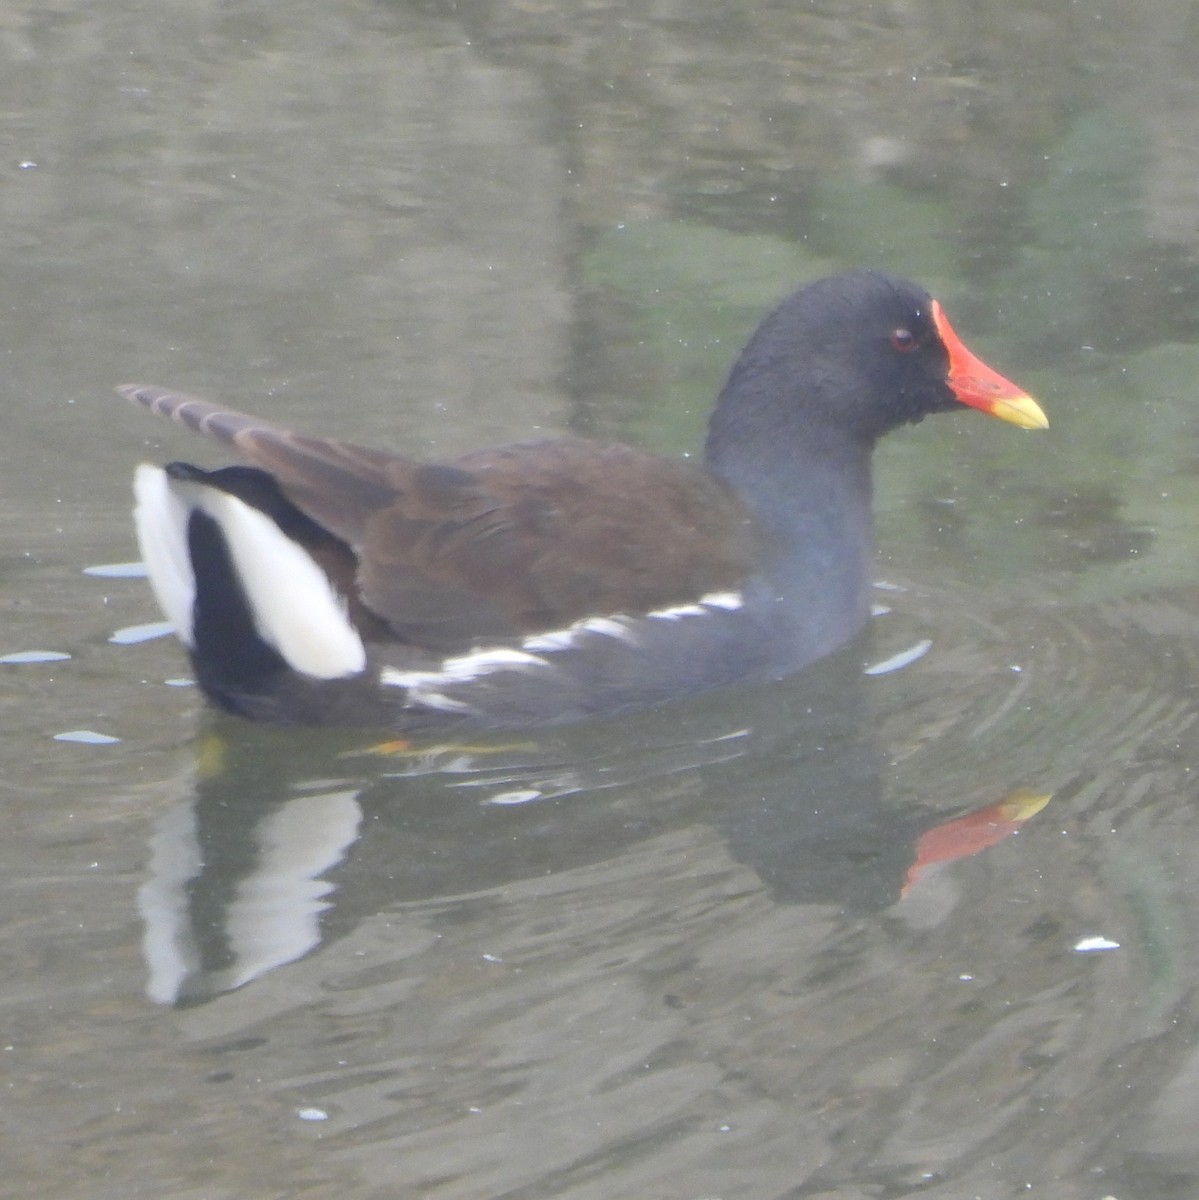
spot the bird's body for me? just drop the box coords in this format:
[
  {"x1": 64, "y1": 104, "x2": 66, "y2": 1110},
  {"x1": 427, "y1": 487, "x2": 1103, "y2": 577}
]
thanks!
[{"x1": 123, "y1": 270, "x2": 1046, "y2": 730}]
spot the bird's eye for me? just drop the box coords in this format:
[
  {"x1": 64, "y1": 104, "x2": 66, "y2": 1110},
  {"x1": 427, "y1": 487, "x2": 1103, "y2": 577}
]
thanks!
[{"x1": 890, "y1": 328, "x2": 916, "y2": 352}]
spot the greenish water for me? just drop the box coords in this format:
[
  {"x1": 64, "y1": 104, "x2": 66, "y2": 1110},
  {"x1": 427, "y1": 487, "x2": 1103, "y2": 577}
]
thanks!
[{"x1": 4, "y1": 1, "x2": 1199, "y2": 1197}]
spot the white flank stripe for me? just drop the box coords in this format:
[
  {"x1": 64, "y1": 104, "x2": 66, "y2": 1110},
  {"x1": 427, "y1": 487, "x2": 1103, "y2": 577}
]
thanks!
[
  {"x1": 382, "y1": 646, "x2": 549, "y2": 691},
  {"x1": 191, "y1": 488, "x2": 367, "y2": 679},
  {"x1": 578, "y1": 615, "x2": 637, "y2": 642},
  {"x1": 381, "y1": 646, "x2": 550, "y2": 714},
  {"x1": 434, "y1": 647, "x2": 547, "y2": 677},
  {"x1": 647, "y1": 591, "x2": 744, "y2": 621},
  {"x1": 133, "y1": 465, "x2": 198, "y2": 647},
  {"x1": 698, "y1": 590, "x2": 743, "y2": 610},
  {"x1": 650, "y1": 603, "x2": 706, "y2": 621},
  {"x1": 389, "y1": 588, "x2": 749, "y2": 704},
  {"x1": 521, "y1": 628, "x2": 577, "y2": 652},
  {"x1": 520, "y1": 590, "x2": 745, "y2": 650}
]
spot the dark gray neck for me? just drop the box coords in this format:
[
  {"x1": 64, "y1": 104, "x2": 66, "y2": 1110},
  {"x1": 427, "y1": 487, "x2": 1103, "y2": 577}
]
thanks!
[{"x1": 707, "y1": 423, "x2": 876, "y2": 668}]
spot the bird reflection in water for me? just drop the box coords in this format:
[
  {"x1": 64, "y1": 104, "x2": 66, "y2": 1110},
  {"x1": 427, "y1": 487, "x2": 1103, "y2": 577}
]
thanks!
[{"x1": 136, "y1": 638, "x2": 1048, "y2": 1006}]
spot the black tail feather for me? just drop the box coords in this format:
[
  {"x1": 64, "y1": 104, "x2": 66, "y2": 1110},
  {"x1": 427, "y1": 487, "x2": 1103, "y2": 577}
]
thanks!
[{"x1": 186, "y1": 507, "x2": 289, "y2": 714}]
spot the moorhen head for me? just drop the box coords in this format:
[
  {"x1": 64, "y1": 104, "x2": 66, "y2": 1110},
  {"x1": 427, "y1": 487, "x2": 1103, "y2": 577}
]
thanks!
[{"x1": 121, "y1": 269, "x2": 1046, "y2": 730}]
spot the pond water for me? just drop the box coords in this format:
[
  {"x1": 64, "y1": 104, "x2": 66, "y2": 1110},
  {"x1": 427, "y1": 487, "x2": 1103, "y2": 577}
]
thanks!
[{"x1": 4, "y1": 1, "x2": 1199, "y2": 1197}]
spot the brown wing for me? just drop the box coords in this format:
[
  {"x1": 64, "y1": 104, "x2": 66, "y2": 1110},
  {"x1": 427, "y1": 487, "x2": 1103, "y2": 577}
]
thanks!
[{"x1": 119, "y1": 385, "x2": 759, "y2": 649}]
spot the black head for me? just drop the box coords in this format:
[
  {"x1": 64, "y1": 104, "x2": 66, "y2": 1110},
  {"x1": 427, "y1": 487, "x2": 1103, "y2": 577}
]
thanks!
[{"x1": 707, "y1": 270, "x2": 974, "y2": 459}]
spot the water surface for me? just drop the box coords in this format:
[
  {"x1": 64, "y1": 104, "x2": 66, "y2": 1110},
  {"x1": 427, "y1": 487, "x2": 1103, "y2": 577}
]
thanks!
[{"x1": 4, "y1": 1, "x2": 1199, "y2": 1197}]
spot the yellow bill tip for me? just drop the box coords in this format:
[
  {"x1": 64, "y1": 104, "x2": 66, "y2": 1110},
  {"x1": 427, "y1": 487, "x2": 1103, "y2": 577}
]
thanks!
[{"x1": 988, "y1": 392, "x2": 1050, "y2": 431}]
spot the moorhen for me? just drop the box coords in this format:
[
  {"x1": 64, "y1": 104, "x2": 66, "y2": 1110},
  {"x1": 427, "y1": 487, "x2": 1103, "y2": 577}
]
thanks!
[{"x1": 121, "y1": 269, "x2": 1046, "y2": 730}]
